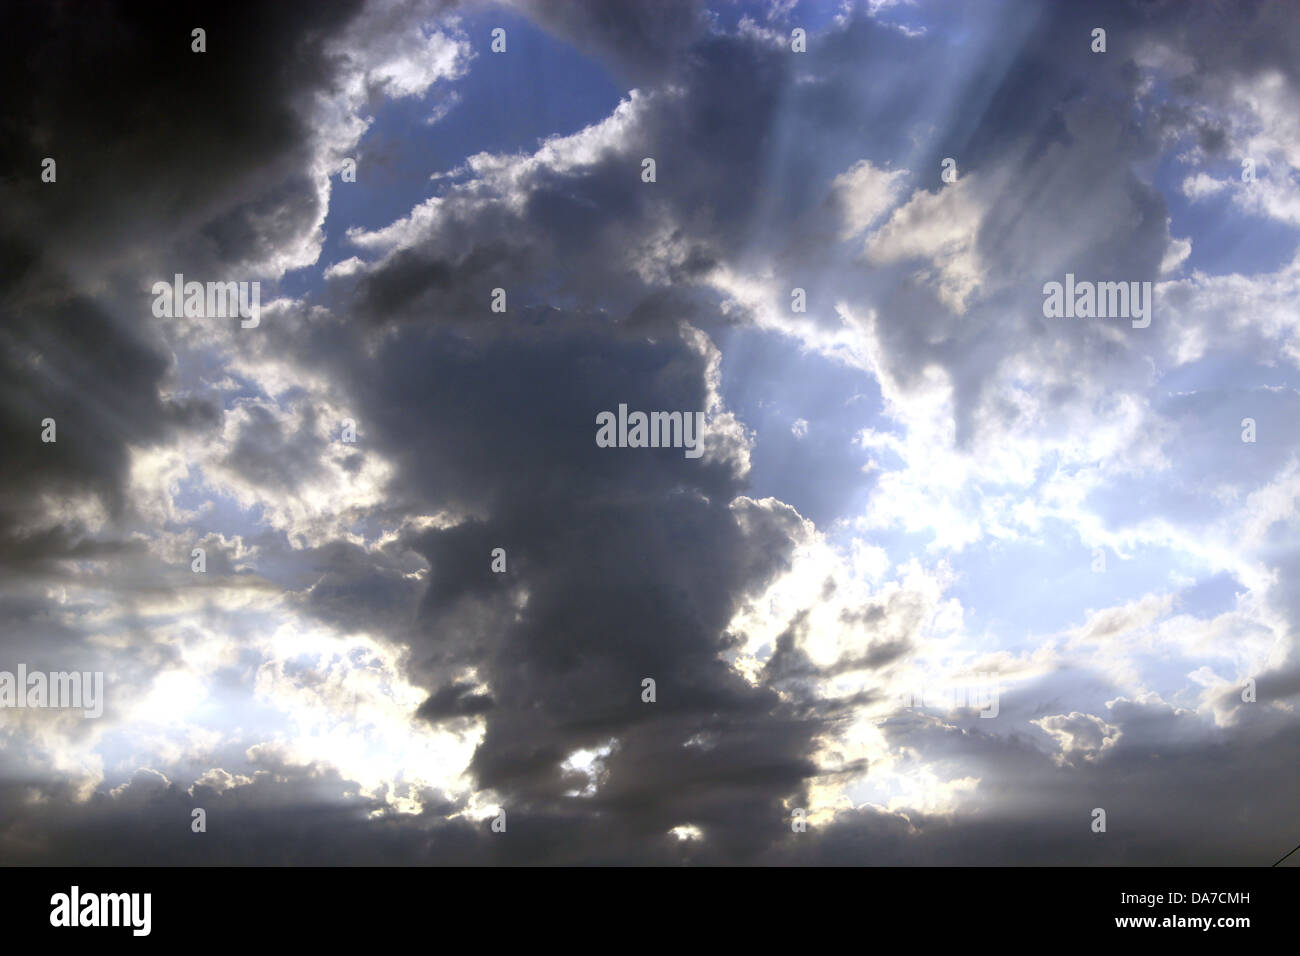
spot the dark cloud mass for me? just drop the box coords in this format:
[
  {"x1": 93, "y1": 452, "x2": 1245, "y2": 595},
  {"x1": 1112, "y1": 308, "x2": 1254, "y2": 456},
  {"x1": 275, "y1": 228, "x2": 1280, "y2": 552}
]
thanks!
[{"x1": 0, "y1": 0, "x2": 1298, "y2": 866}]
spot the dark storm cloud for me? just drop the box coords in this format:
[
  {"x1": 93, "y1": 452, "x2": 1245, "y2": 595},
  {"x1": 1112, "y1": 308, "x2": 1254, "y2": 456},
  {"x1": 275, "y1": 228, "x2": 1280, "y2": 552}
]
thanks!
[
  {"x1": 0, "y1": 269, "x2": 207, "y2": 572},
  {"x1": 416, "y1": 679, "x2": 495, "y2": 721},
  {"x1": 0, "y1": 765, "x2": 483, "y2": 866},
  {"x1": 291, "y1": 536, "x2": 429, "y2": 640},
  {"x1": 13, "y1": 689, "x2": 1291, "y2": 866},
  {"x1": 0, "y1": 0, "x2": 369, "y2": 551},
  {"x1": 290, "y1": 316, "x2": 829, "y2": 860},
  {"x1": 0, "y1": 0, "x2": 416, "y2": 861},
  {"x1": 0, "y1": 0, "x2": 360, "y2": 272}
]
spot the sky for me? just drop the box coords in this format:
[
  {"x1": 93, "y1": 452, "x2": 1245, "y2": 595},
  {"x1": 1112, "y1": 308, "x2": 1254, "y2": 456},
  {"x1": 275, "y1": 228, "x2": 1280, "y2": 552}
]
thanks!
[{"x1": 0, "y1": 0, "x2": 1297, "y2": 865}]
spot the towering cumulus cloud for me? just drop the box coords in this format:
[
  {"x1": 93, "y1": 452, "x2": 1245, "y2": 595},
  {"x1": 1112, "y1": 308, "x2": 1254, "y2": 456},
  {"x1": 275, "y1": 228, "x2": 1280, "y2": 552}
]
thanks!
[{"x1": 0, "y1": 0, "x2": 1297, "y2": 865}]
